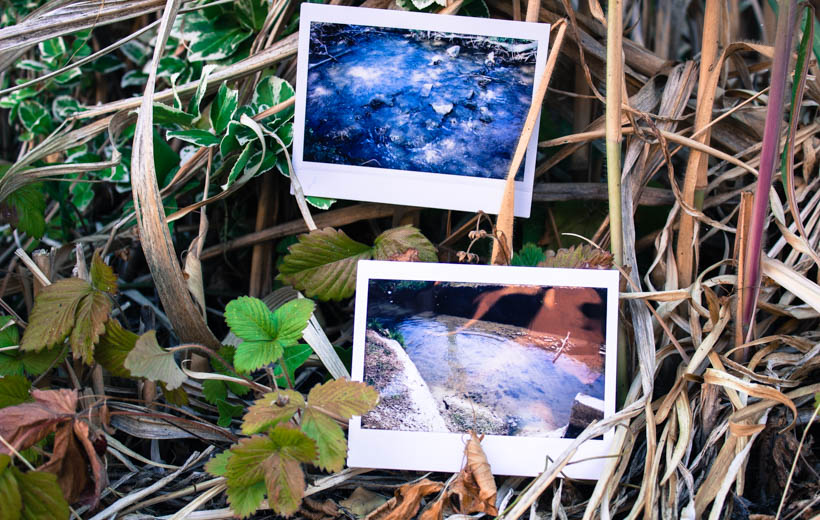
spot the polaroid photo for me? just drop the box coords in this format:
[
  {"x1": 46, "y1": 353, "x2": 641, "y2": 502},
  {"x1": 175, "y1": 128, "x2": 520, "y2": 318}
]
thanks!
[
  {"x1": 347, "y1": 260, "x2": 619, "y2": 478},
  {"x1": 293, "y1": 4, "x2": 550, "y2": 218}
]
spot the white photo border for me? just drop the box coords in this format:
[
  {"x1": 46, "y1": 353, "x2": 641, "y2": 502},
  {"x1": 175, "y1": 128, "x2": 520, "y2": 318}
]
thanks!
[
  {"x1": 348, "y1": 260, "x2": 619, "y2": 478},
  {"x1": 293, "y1": 4, "x2": 550, "y2": 218}
]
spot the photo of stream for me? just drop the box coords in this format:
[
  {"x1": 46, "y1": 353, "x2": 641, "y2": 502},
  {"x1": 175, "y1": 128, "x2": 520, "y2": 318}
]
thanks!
[
  {"x1": 303, "y1": 22, "x2": 536, "y2": 179},
  {"x1": 361, "y1": 279, "x2": 608, "y2": 438}
]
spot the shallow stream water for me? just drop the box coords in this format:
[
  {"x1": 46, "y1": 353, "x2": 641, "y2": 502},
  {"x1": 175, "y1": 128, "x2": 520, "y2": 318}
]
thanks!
[
  {"x1": 304, "y1": 27, "x2": 535, "y2": 179},
  {"x1": 392, "y1": 314, "x2": 605, "y2": 435}
]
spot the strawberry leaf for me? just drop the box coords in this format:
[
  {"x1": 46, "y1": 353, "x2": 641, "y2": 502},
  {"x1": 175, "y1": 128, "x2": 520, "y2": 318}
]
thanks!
[
  {"x1": 227, "y1": 480, "x2": 266, "y2": 519},
  {"x1": 89, "y1": 252, "x2": 117, "y2": 294},
  {"x1": 0, "y1": 454, "x2": 22, "y2": 520},
  {"x1": 306, "y1": 378, "x2": 379, "y2": 419},
  {"x1": 0, "y1": 318, "x2": 64, "y2": 377},
  {"x1": 300, "y1": 407, "x2": 346, "y2": 472},
  {"x1": 226, "y1": 297, "x2": 315, "y2": 373},
  {"x1": 371, "y1": 225, "x2": 438, "y2": 262},
  {"x1": 94, "y1": 319, "x2": 137, "y2": 378},
  {"x1": 0, "y1": 375, "x2": 31, "y2": 408},
  {"x1": 20, "y1": 279, "x2": 92, "y2": 353},
  {"x1": 14, "y1": 465, "x2": 70, "y2": 520},
  {"x1": 216, "y1": 399, "x2": 244, "y2": 427},
  {"x1": 69, "y1": 291, "x2": 110, "y2": 364},
  {"x1": 277, "y1": 228, "x2": 372, "y2": 301},
  {"x1": 205, "y1": 450, "x2": 231, "y2": 477},
  {"x1": 123, "y1": 331, "x2": 186, "y2": 390},
  {"x1": 242, "y1": 390, "x2": 305, "y2": 435}
]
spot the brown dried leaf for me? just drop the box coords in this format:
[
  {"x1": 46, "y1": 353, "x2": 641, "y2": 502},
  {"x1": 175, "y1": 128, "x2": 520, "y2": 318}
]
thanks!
[
  {"x1": 339, "y1": 487, "x2": 388, "y2": 518},
  {"x1": 365, "y1": 479, "x2": 444, "y2": 520},
  {"x1": 300, "y1": 497, "x2": 340, "y2": 520},
  {"x1": 0, "y1": 389, "x2": 77, "y2": 454},
  {"x1": 418, "y1": 494, "x2": 447, "y2": 520},
  {"x1": 449, "y1": 431, "x2": 497, "y2": 515}
]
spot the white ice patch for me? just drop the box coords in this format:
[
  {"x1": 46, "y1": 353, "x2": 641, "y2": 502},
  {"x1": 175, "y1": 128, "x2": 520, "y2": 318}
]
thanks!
[
  {"x1": 347, "y1": 66, "x2": 383, "y2": 83},
  {"x1": 309, "y1": 85, "x2": 331, "y2": 98},
  {"x1": 432, "y1": 102, "x2": 453, "y2": 115}
]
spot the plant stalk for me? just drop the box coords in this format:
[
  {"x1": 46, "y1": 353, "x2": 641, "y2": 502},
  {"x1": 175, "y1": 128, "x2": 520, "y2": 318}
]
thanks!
[
  {"x1": 605, "y1": 0, "x2": 623, "y2": 267},
  {"x1": 741, "y1": 0, "x2": 797, "y2": 336}
]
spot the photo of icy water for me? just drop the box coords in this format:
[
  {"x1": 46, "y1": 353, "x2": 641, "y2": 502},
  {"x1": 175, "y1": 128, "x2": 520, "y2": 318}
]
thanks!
[{"x1": 304, "y1": 23, "x2": 536, "y2": 179}]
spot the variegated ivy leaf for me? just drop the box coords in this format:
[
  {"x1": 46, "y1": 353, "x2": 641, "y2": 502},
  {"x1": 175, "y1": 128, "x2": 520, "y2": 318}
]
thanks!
[
  {"x1": 211, "y1": 83, "x2": 238, "y2": 134},
  {"x1": 167, "y1": 129, "x2": 221, "y2": 147},
  {"x1": 183, "y1": 12, "x2": 252, "y2": 62}
]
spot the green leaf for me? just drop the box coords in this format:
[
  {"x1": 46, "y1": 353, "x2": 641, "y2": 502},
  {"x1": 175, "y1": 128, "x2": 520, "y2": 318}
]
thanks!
[
  {"x1": 38, "y1": 37, "x2": 66, "y2": 65},
  {"x1": 277, "y1": 228, "x2": 372, "y2": 301},
  {"x1": 18, "y1": 100, "x2": 51, "y2": 135},
  {"x1": 274, "y1": 344, "x2": 313, "y2": 387},
  {"x1": 90, "y1": 252, "x2": 117, "y2": 294},
  {"x1": 512, "y1": 243, "x2": 545, "y2": 267},
  {"x1": 222, "y1": 141, "x2": 254, "y2": 190},
  {"x1": 184, "y1": 13, "x2": 252, "y2": 62},
  {"x1": 305, "y1": 196, "x2": 336, "y2": 210},
  {"x1": 253, "y1": 76, "x2": 295, "y2": 114},
  {"x1": 167, "y1": 129, "x2": 221, "y2": 147},
  {"x1": 121, "y1": 40, "x2": 150, "y2": 65},
  {"x1": 51, "y1": 96, "x2": 82, "y2": 121},
  {"x1": 217, "y1": 399, "x2": 244, "y2": 427},
  {"x1": 227, "y1": 480, "x2": 266, "y2": 518},
  {"x1": 226, "y1": 297, "x2": 314, "y2": 373},
  {"x1": 69, "y1": 290, "x2": 111, "y2": 364},
  {"x1": 0, "y1": 455, "x2": 21, "y2": 520},
  {"x1": 121, "y1": 70, "x2": 148, "y2": 88},
  {"x1": 236, "y1": 0, "x2": 269, "y2": 31},
  {"x1": 306, "y1": 378, "x2": 379, "y2": 420},
  {"x1": 205, "y1": 450, "x2": 231, "y2": 477},
  {"x1": 153, "y1": 103, "x2": 195, "y2": 127},
  {"x1": 123, "y1": 330, "x2": 187, "y2": 390},
  {"x1": 211, "y1": 83, "x2": 238, "y2": 134},
  {"x1": 300, "y1": 407, "x2": 346, "y2": 472},
  {"x1": 20, "y1": 279, "x2": 92, "y2": 352},
  {"x1": 209, "y1": 346, "x2": 251, "y2": 397},
  {"x1": 94, "y1": 319, "x2": 137, "y2": 378},
  {"x1": 53, "y1": 67, "x2": 81, "y2": 85},
  {"x1": 14, "y1": 466, "x2": 70, "y2": 520},
  {"x1": 202, "y1": 379, "x2": 227, "y2": 404},
  {"x1": 188, "y1": 64, "x2": 216, "y2": 118},
  {"x1": 242, "y1": 390, "x2": 305, "y2": 434},
  {"x1": 0, "y1": 375, "x2": 31, "y2": 408},
  {"x1": 4, "y1": 184, "x2": 46, "y2": 238},
  {"x1": 226, "y1": 436, "x2": 274, "y2": 486},
  {"x1": 372, "y1": 225, "x2": 438, "y2": 262}
]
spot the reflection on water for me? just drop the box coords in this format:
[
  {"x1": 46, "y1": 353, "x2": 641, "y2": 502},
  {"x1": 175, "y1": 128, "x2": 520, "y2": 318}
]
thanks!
[{"x1": 395, "y1": 313, "x2": 604, "y2": 435}]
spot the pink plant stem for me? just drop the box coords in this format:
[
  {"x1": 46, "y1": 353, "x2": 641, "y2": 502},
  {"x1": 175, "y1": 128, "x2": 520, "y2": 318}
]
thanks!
[{"x1": 741, "y1": 0, "x2": 797, "y2": 336}]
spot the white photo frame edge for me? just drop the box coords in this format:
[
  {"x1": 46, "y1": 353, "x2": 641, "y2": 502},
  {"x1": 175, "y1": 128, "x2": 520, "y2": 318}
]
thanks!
[
  {"x1": 293, "y1": 4, "x2": 551, "y2": 218},
  {"x1": 348, "y1": 260, "x2": 619, "y2": 479}
]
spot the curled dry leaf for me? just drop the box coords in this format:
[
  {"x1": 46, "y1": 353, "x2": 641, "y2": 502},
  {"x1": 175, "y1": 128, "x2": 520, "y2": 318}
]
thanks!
[
  {"x1": 449, "y1": 431, "x2": 497, "y2": 515},
  {"x1": 365, "y1": 479, "x2": 444, "y2": 520}
]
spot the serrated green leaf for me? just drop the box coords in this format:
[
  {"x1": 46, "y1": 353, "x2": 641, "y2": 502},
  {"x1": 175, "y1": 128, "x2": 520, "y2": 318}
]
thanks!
[
  {"x1": 94, "y1": 319, "x2": 137, "y2": 378},
  {"x1": 277, "y1": 228, "x2": 372, "y2": 301},
  {"x1": 0, "y1": 318, "x2": 66, "y2": 377},
  {"x1": 227, "y1": 480, "x2": 266, "y2": 519},
  {"x1": 167, "y1": 129, "x2": 220, "y2": 147},
  {"x1": 306, "y1": 378, "x2": 379, "y2": 419},
  {"x1": 217, "y1": 399, "x2": 244, "y2": 427},
  {"x1": 209, "y1": 346, "x2": 251, "y2": 396},
  {"x1": 90, "y1": 252, "x2": 117, "y2": 294},
  {"x1": 372, "y1": 225, "x2": 438, "y2": 262},
  {"x1": 262, "y1": 451, "x2": 305, "y2": 516},
  {"x1": 123, "y1": 330, "x2": 187, "y2": 390},
  {"x1": 4, "y1": 183, "x2": 46, "y2": 238},
  {"x1": 14, "y1": 466, "x2": 70, "y2": 520},
  {"x1": 205, "y1": 450, "x2": 231, "y2": 477},
  {"x1": 153, "y1": 103, "x2": 195, "y2": 127},
  {"x1": 0, "y1": 454, "x2": 22, "y2": 520},
  {"x1": 242, "y1": 390, "x2": 305, "y2": 434},
  {"x1": 300, "y1": 407, "x2": 346, "y2": 472},
  {"x1": 20, "y1": 279, "x2": 92, "y2": 352},
  {"x1": 226, "y1": 436, "x2": 275, "y2": 486},
  {"x1": 0, "y1": 375, "x2": 31, "y2": 408},
  {"x1": 512, "y1": 243, "x2": 545, "y2": 267},
  {"x1": 226, "y1": 298, "x2": 314, "y2": 373},
  {"x1": 274, "y1": 344, "x2": 313, "y2": 387},
  {"x1": 211, "y1": 83, "x2": 238, "y2": 134},
  {"x1": 202, "y1": 379, "x2": 228, "y2": 404},
  {"x1": 69, "y1": 290, "x2": 110, "y2": 364}
]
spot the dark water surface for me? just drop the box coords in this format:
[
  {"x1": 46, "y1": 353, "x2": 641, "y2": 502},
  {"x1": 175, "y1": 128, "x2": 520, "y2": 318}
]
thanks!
[
  {"x1": 305, "y1": 26, "x2": 535, "y2": 179},
  {"x1": 394, "y1": 314, "x2": 605, "y2": 435}
]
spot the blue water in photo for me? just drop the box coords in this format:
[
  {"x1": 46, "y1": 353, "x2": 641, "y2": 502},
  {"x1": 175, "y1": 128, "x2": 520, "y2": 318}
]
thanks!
[{"x1": 304, "y1": 23, "x2": 535, "y2": 179}]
